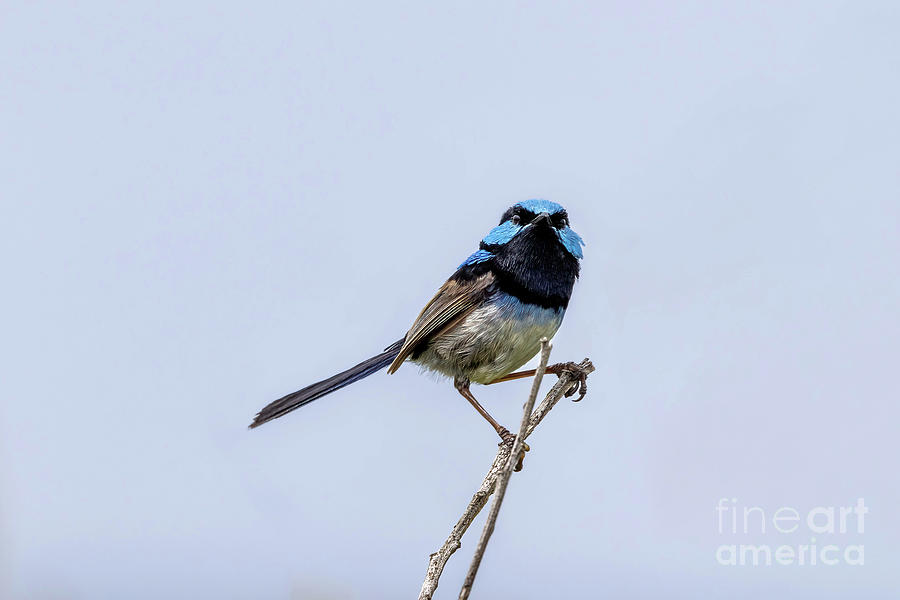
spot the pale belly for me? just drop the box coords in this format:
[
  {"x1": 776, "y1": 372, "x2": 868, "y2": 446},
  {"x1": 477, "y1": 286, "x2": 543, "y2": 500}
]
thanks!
[{"x1": 411, "y1": 292, "x2": 565, "y2": 384}]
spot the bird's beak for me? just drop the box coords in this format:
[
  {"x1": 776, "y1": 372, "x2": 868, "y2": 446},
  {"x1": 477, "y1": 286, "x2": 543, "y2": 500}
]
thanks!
[{"x1": 533, "y1": 212, "x2": 552, "y2": 226}]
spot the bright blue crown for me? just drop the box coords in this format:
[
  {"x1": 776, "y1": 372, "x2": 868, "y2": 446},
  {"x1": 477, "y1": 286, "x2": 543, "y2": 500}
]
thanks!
[{"x1": 515, "y1": 199, "x2": 565, "y2": 214}]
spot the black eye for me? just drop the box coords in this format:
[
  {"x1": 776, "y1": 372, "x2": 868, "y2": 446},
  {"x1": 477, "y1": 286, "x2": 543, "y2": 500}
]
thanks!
[
  {"x1": 552, "y1": 213, "x2": 568, "y2": 229},
  {"x1": 511, "y1": 215, "x2": 521, "y2": 225}
]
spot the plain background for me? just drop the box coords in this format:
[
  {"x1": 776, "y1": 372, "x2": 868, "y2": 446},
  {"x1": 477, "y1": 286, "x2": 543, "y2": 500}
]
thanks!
[{"x1": 2, "y1": 1, "x2": 899, "y2": 598}]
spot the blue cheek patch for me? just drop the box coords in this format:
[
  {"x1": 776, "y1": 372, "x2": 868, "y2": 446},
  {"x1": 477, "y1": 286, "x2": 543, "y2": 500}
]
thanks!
[
  {"x1": 482, "y1": 220, "x2": 522, "y2": 245},
  {"x1": 458, "y1": 249, "x2": 495, "y2": 268},
  {"x1": 556, "y1": 226, "x2": 584, "y2": 259}
]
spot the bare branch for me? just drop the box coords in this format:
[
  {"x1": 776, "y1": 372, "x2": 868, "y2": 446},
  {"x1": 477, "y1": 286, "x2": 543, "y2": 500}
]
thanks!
[
  {"x1": 458, "y1": 338, "x2": 552, "y2": 599},
  {"x1": 417, "y1": 354, "x2": 595, "y2": 600}
]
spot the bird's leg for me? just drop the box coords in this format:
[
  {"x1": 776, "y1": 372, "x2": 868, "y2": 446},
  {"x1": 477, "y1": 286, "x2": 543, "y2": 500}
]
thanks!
[
  {"x1": 454, "y1": 377, "x2": 514, "y2": 443},
  {"x1": 485, "y1": 369, "x2": 539, "y2": 384},
  {"x1": 487, "y1": 361, "x2": 589, "y2": 402},
  {"x1": 454, "y1": 377, "x2": 529, "y2": 470}
]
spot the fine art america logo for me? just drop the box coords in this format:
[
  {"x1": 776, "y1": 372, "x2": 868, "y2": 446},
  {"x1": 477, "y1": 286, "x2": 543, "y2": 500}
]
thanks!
[{"x1": 715, "y1": 498, "x2": 867, "y2": 566}]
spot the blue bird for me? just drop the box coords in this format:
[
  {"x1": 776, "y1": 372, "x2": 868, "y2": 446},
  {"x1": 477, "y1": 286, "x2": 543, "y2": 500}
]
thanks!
[{"x1": 250, "y1": 199, "x2": 585, "y2": 447}]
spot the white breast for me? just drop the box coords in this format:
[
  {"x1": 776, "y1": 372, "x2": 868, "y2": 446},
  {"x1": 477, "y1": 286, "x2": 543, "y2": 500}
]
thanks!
[{"x1": 412, "y1": 292, "x2": 565, "y2": 384}]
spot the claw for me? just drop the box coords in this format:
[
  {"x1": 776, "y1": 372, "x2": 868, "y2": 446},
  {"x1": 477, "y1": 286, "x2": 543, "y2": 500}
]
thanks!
[
  {"x1": 497, "y1": 427, "x2": 530, "y2": 471},
  {"x1": 550, "y1": 361, "x2": 589, "y2": 402}
]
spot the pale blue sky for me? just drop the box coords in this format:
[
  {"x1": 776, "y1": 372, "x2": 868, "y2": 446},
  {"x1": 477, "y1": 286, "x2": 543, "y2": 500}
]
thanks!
[{"x1": 2, "y1": 2, "x2": 899, "y2": 598}]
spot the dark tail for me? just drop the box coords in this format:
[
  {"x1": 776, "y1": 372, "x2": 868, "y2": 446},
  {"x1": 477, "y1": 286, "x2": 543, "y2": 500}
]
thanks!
[{"x1": 249, "y1": 339, "x2": 404, "y2": 429}]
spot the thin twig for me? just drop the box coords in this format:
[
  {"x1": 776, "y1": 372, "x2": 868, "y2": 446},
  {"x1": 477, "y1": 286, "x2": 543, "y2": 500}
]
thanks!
[
  {"x1": 417, "y1": 355, "x2": 595, "y2": 600},
  {"x1": 458, "y1": 338, "x2": 552, "y2": 599}
]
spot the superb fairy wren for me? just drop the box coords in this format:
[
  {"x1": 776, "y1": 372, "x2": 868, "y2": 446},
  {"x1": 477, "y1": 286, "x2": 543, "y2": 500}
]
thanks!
[{"x1": 251, "y1": 199, "x2": 585, "y2": 446}]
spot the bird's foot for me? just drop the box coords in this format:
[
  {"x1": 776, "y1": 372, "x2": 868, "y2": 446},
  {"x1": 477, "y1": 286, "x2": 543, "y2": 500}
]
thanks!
[
  {"x1": 497, "y1": 427, "x2": 530, "y2": 472},
  {"x1": 549, "y1": 361, "x2": 589, "y2": 402}
]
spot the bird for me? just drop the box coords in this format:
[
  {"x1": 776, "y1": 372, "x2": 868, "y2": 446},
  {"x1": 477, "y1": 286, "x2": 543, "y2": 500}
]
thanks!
[{"x1": 250, "y1": 199, "x2": 586, "y2": 449}]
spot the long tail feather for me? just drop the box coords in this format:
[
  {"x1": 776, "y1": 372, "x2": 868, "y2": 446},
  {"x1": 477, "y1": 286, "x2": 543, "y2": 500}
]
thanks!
[{"x1": 250, "y1": 339, "x2": 404, "y2": 429}]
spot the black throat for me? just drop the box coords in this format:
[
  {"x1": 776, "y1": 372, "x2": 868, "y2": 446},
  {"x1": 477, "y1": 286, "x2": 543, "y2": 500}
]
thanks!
[{"x1": 452, "y1": 224, "x2": 580, "y2": 310}]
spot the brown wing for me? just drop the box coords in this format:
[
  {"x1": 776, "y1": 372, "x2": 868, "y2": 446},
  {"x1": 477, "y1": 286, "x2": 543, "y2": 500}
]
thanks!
[{"x1": 386, "y1": 272, "x2": 496, "y2": 374}]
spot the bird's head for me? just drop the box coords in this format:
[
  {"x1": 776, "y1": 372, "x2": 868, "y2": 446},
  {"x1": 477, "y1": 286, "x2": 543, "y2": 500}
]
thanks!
[
  {"x1": 481, "y1": 199, "x2": 584, "y2": 259},
  {"x1": 454, "y1": 199, "x2": 583, "y2": 308}
]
